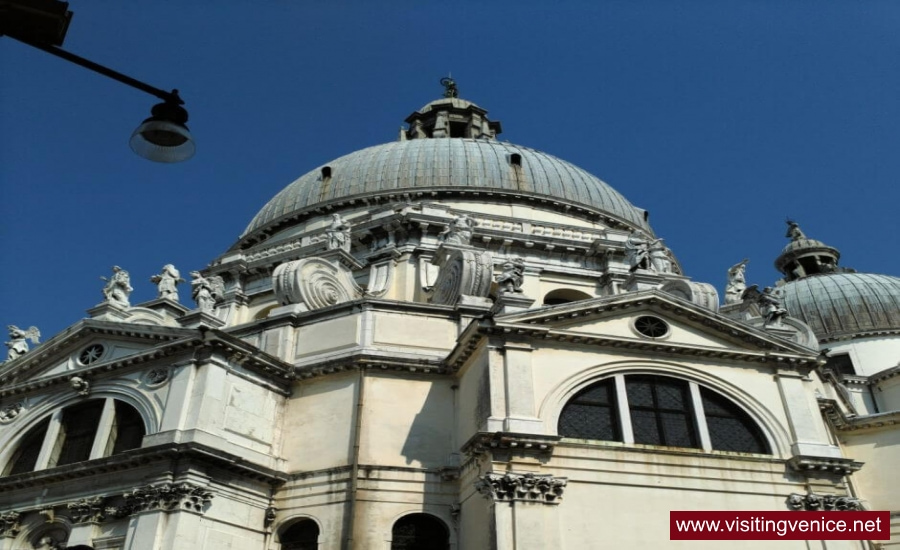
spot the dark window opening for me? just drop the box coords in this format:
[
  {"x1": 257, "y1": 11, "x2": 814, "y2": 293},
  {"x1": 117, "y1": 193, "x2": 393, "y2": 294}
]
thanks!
[
  {"x1": 110, "y1": 400, "x2": 146, "y2": 455},
  {"x1": 391, "y1": 514, "x2": 449, "y2": 550},
  {"x1": 626, "y1": 376, "x2": 697, "y2": 448},
  {"x1": 510, "y1": 153, "x2": 522, "y2": 167},
  {"x1": 6, "y1": 417, "x2": 50, "y2": 475},
  {"x1": 281, "y1": 519, "x2": 319, "y2": 550},
  {"x1": 321, "y1": 166, "x2": 332, "y2": 179},
  {"x1": 543, "y1": 288, "x2": 592, "y2": 306},
  {"x1": 449, "y1": 121, "x2": 468, "y2": 138},
  {"x1": 634, "y1": 316, "x2": 669, "y2": 338},
  {"x1": 54, "y1": 399, "x2": 105, "y2": 467},
  {"x1": 558, "y1": 378, "x2": 620, "y2": 441},
  {"x1": 824, "y1": 354, "x2": 856, "y2": 377},
  {"x1": 700, "y1": 388, "x2": 770, "y2": 454}
]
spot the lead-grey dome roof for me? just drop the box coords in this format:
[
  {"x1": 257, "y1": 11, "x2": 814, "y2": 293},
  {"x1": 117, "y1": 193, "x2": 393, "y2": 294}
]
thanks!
[
  {"x1": 242, "y1": 139, "x2": 651, "y2": 239},
  {"x1": 781, "y1": 273, "x2": 900, "y2": 341}
]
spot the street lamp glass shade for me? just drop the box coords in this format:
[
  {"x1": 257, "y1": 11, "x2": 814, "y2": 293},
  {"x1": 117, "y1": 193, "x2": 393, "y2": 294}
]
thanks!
[{"x1": 129, "y1": 102, "x2": 195, "y2": 163}]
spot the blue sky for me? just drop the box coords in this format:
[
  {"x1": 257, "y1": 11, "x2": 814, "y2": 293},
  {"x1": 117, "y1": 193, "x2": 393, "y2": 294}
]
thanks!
[{"x1": 2, "y1": 2, "x2": 899, "y2": 339}]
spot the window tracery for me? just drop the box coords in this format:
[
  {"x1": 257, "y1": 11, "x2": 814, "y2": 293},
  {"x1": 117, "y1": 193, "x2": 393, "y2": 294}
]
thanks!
[
  {"x1": 558, "y1": 374, "x2": 770, "y2": 454},
  {"x1": 3, "y1": 399, "x2": 146, "y2": 476}
]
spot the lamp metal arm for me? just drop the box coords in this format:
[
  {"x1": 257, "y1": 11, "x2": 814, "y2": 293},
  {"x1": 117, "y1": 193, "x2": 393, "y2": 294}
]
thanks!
[{"x1": 11, "y1": 35, "x2": 184, "y2": 105}]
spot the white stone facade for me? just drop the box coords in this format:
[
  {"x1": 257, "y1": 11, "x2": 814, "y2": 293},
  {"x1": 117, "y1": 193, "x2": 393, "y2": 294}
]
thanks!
[{"x1": 1, "y1": 93, "x2": 897, "y2": 549}]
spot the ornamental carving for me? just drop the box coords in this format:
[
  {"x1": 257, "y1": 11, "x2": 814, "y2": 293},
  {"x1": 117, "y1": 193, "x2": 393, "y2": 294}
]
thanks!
[
  {"x1": 0, "y1": 402, "x2": 24, "y2": 423},
  {"x1": 475, "y1": 472, "x2": 567, "y2": 504},
  {"x1": 272, "y1": 257, "x2": 362, "y2": 310},
  {"x1": 68, "y1": 496, "x2": 106, "y2": 523},
  {"x1": 660, "y1": 280, "x2": 719, "y2": 312},
  {"x1": 109, "y1": 482, "x2": 214, "y2": 517},
  {"x1": 0, "y1": 511, "x2": 22, "y2": 538},
  {"x1": 786, "y1": 492, "x2": 862, "y2": 511},
  {"x1": 430, "y1": 247, "x2": 493, "y2": 305},
  {"x1": 146, "y1": 368, "x2": 169, "y2": 385}
]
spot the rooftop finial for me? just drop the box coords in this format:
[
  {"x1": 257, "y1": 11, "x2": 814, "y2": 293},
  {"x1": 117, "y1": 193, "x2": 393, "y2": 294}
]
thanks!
[
  {"x1": 785, "y1": 219, "x2": 806, "y2": 241},
  {"x1": 440, "y1": 76, "x2": 458, "y2": 98}
]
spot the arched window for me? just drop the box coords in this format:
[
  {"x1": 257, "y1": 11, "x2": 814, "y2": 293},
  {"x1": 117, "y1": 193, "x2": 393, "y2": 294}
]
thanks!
[
  {"x1": 391, "y1": 514, "x2": 449, "y2": 550},
  {"x1": 3, "y1": 398, "x2": 146, "y2": 476},
  {"x1": 280, "y1": 519, "x2": 319, "y2": 550},
  {"x1": 558, "y1": 375, "x2": 770, "y2": 454},
  {"x1": 543, "y1": 289, "x2": 592, "y2": 306}
]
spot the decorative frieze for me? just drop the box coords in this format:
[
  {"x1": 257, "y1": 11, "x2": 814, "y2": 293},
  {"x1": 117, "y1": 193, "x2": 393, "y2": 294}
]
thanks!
[
  {"x1": 68, "y1": 497, "x2": 106, "y2": 523},
  {"x1": 786, "y1": 492, "x2": 862, "y2": 511},
  {"x1": 475, "y1": 472, "x2": 567, "y2": 504},
  {"x1": 110, "y1": 482, "x2": 214, "y2": 517}
]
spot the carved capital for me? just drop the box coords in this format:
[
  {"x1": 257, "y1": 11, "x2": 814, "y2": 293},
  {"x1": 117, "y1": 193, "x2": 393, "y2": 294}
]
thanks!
[
  {"x1": 786, "y1": 492, "x2": 862, "y2": 511},
  {"x1": 68, "y1": 496, "x2": 106, "y2": 523},
  {"x1": 0, "y1": 511, "x2": 22, "y2": 538},
  {"x1": 475, "y1": 472, "x2": 567, "y2": 504},
  {"x1": 0, "y1": 402, "x2": 24, "y2": 423},
  {"x1": 111, "y1": 482, "x2": 214, "y2": 516}
]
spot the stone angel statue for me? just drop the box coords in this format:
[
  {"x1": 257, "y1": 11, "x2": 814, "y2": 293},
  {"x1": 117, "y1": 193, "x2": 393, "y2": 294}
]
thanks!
[
  {"x1": 190, "y1": 271, "x2": 226, "y2": 312},
  {"x1": 151, "y1": 264, "x2": 185, "y2": 302},
  {"x1": 724, "y1": 259, "x2": 749, "y2": 305},
  {"x1": 625, "y1": 231, "x2": 663, "y2": 272},
  {"x1": 741, "y1": 285, "x2": 788, "y2": 327},
  {"x1": 6, "y1": 325, "x2": 40, "y2": 361},
  {"x1": 101, "y1": 265, "x2": 133, "y2": 308}
]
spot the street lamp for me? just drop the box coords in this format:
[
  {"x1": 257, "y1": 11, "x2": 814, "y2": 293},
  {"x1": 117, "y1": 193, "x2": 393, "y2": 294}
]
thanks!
[{"x1": 0, "y1": 0, "x2": 195, "y2": 162}]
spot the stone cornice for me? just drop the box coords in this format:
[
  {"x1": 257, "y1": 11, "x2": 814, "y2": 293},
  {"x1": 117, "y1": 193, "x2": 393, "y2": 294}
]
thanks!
[
  {"x1": 461, "y1": 432, "x2": 560, "y2": 458},
  {"x1": 786, "y1": 455, "x2": 863, "y2": 475},
  {"x1": 819, "y1": 398, "x2": 900, "y2": 432},
  {"x1": 0, "y1": 441, "x2": 287, "y2": 493},
  {"x1": 869, "y1": 364, "x2": 900, "y2": 384}
]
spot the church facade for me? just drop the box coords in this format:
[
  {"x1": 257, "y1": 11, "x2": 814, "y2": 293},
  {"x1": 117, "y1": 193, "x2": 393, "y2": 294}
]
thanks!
[{"x1": 1, "y1": 84, "x2": 898, "y2": 549}]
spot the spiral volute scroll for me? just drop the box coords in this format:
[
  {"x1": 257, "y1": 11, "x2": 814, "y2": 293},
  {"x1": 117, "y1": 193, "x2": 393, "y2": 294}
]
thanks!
[
  {"x1": 430, "y1": 247, "x2": 493, "y2": 305},
  {"x1": 660, "y1": 280, "x2": 719, "y2": 312},
  {"x1": 272, "y1": 257, "x2": 361, "y2": 310}
]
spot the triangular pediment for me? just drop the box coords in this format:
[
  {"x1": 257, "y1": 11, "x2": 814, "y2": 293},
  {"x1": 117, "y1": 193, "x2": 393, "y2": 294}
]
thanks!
[
  {"x1": 489, "y1": 290, "x2": 817, "y2": 358},
  {"x1": 0, "y1": 319, "x2": 196, "y2": 387}
]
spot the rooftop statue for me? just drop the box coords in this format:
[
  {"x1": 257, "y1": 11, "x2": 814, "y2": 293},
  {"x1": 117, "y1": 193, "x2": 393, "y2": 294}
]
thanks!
[
  {"x1": 150, "y1": 264, "x2": 185, "y2": 302},
  {"x1": 786, "y1": 219, "x2": 806, "y2": 241},
  {"x1": 724, "y1": 259, "x2": 749, "y2": 305},
  {"x1": 101, "y1": 266, "x2": 133, "y2": 308},
  {"x1": 496, "y1": 258, "x2": 525, "y2": 294},
  {"x1": 190, "y1": 271, "x2": 225, "y2": 313},
  {"x1": 5, "y1": 325, "x2": 40, "y2": 361},
  {"x1": 440, "y1": 76, "x2": 459, "y2": 98},
  {"x1": 649, "y1": 238, "x2": 672, "y2": 273},
  {"x1": 325, "y1": 213, "x2": 352, "y2": 252},
  {"x1": 742, "y1": 285, "x2": 788, "y2": 328},
  {"x1": 439, "y1": 213, "x2": 475, "y2": 246},
  {"x1": 625, "y1": 231, "x2": 662, "y2": 272}
]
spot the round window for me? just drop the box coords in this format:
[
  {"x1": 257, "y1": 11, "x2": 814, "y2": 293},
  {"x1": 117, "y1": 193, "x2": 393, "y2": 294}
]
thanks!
[
  {"x1": 78, "y1": 344, "x2": 105, "y2": 365},
  {"x1": 634, "y1": 316, "x2": 669, "y2": 338}
]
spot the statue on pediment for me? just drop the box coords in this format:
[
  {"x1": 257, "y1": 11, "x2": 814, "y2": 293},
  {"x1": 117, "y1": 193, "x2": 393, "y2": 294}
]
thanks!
[
  {"x1": 439, "y1": 213, "x2": 475, "y2": 246},
  {"x1": 151, "y1": 264, "x2": 185, "y2": 302},
  {"x1": 743, "y1": 285, "x2": 788, "y2": 327},
  {"x1": 325, "y1": 213, "x2": 352, "y2": 252},
  {"x1": 724, "y1": 259, "x2": 749, "y2": 305},
  {"x1": 5, "y1": 325, "x2": 40, "y2": 361},
  {"x1": 649, "y1": 239, "x2": 672, "y2": 273},
  {"x1": 101, "y1": 265, "x2": 133, "y2": 308},
  {"x1": 190, "y1": 271, "x2": 225, "y2": 312}
]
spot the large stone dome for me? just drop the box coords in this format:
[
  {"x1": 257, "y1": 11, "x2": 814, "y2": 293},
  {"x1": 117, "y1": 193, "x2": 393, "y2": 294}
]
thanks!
[
  {"x1": 781, "y1": 272, "x2": 900, "y2": 342},
  {"x1": 242, "y1": 139, "x2": 652, "y2": 240}
]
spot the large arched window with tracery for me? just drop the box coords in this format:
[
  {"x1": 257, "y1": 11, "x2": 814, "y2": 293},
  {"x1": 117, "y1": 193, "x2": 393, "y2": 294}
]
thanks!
[
  {"x1": 3, "y1": 398, "x2": 146, "y2": 476},
  {"x1": 558, "y1": 374, "x2": 769, "y2": 454},
  {"x1": 391, "y1": 514, "x2": 449, "y2": 550},
  {"x1": 280, "y1": 519, "x2": 319, "y2": 550}
]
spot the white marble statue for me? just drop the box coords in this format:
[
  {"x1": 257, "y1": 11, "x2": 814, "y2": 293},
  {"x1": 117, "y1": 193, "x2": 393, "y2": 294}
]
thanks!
[
  {"x1": 101, "y1": 266, "x2": 133, "y2": 308},
  {"x1": 439, "y1": 214, "x2": 475, "y2": 246},
  {"x1": 724, "y1": 259, "x2": 749, "y2": 305},
  {"x1": 5, "y1": 325, "x2": 40, "y2": 361},
  {"x1": 190, "y1": 271, "x2": 225, "y2": 312},
  {"x1": 325, "y1": 214, "x2": 352, "y2": 252},
  {"x1": 786, "y1": 219, "x2": 806, "y2": 241},
  {"x1": 150, "y1": 264, "x2": 185, "y2": 301},
  {"x1": 649, "y1": 239, "x2": 672, "y2": 273}
]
